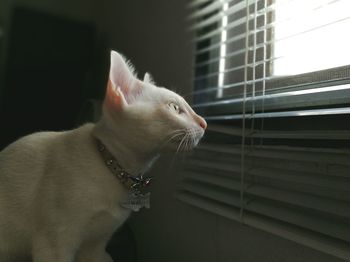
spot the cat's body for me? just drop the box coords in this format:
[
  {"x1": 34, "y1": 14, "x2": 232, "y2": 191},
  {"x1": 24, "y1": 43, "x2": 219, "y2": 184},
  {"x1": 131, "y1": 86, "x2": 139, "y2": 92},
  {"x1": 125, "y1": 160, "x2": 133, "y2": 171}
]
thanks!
[
  {"x1": 0, "y1": 51, "x2": 206, "y2": 261},
  {"x1": 0, "y1": 124, "x2": 130, "y2": 262}
]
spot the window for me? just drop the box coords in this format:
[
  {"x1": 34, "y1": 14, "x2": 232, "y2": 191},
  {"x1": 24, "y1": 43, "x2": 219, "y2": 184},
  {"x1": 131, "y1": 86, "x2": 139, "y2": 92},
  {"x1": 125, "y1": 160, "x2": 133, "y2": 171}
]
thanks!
[
  {"x1": 274, "y1": 0, "x2": 350, "y2": 76},
  {"x1": 177, "y1": 1, "x2": 350, "y2": 260}
]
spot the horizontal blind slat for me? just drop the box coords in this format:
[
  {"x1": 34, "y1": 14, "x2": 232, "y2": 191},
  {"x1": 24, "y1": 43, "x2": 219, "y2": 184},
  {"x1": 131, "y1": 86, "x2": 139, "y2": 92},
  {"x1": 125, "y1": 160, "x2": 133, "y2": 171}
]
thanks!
[
  {"x1": 206, "y1": 124, "x2": 350, "y2": 140},
  {"x1": 188, "y1": 0, "x2": 233, "y2": 20},
  {"x1": 186, "y1": 159, "x2": 350, "y2": 194},
  {"x1": 187, "y1": 0, "x2": 211, "y2": 9},
  {"x1": 183, "y1": 171, "x2": 350, "y2": 218},
  {"x1": 194, "y1": 85, "x2": 350, "y2": 108},
  {"x1": 178, "y1": 183, "x2": 350, "y2": 242},
  {"x1": 189, "y1": 0, "x2": 250, "y2": 31},
  {"x1": 247, "y1": 199, "x2": 350, "y2": 242},
  {"x1": 176, "y1": 192, "x2": 350, "y2": 261},
  {"x1": 191, "y1": 152, "x2": 350, "y2": 182},
  {"x1": 197, "y1": 143, "x2": 350, "y2": 167},
  {"x1": 204, "y1": 107, "x2": 350, "y2": 120}
]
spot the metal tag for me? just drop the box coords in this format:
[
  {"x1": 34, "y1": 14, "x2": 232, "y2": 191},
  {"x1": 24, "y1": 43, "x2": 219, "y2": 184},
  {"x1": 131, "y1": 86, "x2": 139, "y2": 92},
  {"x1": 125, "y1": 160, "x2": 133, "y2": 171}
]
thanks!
[{"x1": 121, "y1": 192, "x2": 151, "y2": 212}]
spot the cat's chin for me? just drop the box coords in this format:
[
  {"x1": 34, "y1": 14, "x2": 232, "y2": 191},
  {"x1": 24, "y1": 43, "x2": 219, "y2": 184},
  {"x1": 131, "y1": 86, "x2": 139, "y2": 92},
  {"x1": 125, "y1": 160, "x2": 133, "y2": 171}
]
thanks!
[{"x1": 166, "y1": 139, "x2": 200, "y2": 153}]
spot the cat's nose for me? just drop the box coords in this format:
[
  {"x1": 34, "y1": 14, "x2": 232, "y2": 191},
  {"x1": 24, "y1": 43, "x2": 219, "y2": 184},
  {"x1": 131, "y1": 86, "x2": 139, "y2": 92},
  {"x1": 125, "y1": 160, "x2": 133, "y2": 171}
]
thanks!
[{"x1": 199, "y1": 117, "x2": 207, "y2": 130}]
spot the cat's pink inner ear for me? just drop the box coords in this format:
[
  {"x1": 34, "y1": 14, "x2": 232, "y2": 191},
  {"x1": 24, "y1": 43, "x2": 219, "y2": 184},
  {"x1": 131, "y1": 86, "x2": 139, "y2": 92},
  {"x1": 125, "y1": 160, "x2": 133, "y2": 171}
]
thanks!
[
  {"x1": 109, "y1": 51, "x2": 137, "y2": 104},
  {"x1": 104, "y1": 80, "x2": 127, "y2": 112}
]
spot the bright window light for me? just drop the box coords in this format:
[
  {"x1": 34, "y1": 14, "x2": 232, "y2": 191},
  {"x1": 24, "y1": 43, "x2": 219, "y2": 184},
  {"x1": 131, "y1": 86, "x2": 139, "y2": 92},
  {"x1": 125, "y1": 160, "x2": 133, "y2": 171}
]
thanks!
[
  {"x1": 217, "y1": 1, "x2": 229, "y2": 98},
  {"x1": 273, "y1": 0, "x2": 350, "y2": 76}
]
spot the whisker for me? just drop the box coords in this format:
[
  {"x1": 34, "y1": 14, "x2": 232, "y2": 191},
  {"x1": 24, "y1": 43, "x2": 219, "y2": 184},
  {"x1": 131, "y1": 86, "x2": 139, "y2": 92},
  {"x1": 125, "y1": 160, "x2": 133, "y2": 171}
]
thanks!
[
  {"x1": 184, "y1": 134, "x2": 189, "y2": 152},
  {"x1": 160, "y1": 130, "x2": 186, "y2": 149},
  {"x1": 191, "y1": 129, "x2": 198, "y2": 147},
  {"x1": 184, "y1": 133, "x2": 190, "y2": 152},
  {"x1": 185, "y1": 129, "x2": 193, "y2": 151},
  {"x1": 186, "y1": 131, "x2": 192, "y2": 151},
  {"x1": 160, "y1": 127, "x2": 204, "y2": 153},
  {"x1": 176, "y1": 132, "x2": 188, "y2": 154}
]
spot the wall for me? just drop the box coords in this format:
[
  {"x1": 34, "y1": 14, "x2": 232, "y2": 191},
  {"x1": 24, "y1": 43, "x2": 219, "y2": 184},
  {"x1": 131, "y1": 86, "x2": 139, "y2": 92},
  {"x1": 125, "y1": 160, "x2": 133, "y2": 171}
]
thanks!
[
  {"x1": 0, "y1": 0, "x2": 6, "y2": 21},
  {"x1": 0, "y1": 0, "x2": 96, "y2": 114},
  {"x1": 93, "y1": 1, "x2": 347, "y2": 262},
  {"x1": 0, "y1": 0, "x2": 10, "y2": 23},
  {"x1": 9, "y1": 0, "x2": 95, "y2": 22},
  {"x1": 0, "y1": 0, "x2": 95, "y2": 63},
  {"x1": 0, "y1": 0, "x2": 10, "y2": 94},
  {"x1": 93, "y1": 0, "x2": 193, "y2": 95}
]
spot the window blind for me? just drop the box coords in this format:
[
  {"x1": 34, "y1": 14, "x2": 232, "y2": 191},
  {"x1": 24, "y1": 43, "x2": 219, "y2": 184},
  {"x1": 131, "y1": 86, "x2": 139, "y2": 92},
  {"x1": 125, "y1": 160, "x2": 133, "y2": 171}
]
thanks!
[{"x1": 176, "y1": 0, "x2": 350, "y2": 260}]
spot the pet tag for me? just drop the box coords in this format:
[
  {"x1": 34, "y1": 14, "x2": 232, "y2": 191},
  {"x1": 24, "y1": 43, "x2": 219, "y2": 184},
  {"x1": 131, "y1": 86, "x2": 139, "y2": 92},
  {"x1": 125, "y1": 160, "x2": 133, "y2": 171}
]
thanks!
[{"x1": 121, "y1": 192, "x2": 151, "y2": 212}]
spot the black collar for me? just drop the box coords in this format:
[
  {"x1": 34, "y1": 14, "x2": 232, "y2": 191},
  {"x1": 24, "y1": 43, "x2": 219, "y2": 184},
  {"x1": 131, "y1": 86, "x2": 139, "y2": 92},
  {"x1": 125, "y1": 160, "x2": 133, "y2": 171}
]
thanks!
[{"x1": 96, "y1": 139, "x2": 153, "y2": 212}]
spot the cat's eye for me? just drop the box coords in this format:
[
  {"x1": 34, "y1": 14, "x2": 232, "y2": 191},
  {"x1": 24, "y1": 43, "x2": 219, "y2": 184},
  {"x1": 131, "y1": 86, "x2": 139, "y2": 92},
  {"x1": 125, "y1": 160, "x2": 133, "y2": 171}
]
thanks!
[{"x1": 169, "y1": 102, "x2": 181, "y2": 114}]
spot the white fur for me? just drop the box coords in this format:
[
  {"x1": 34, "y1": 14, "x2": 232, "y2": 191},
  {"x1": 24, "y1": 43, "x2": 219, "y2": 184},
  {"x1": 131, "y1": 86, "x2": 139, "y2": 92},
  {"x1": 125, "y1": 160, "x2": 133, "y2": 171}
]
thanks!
[{"x1": 0, "y1": 51, "x2": 206, "y2": 262}]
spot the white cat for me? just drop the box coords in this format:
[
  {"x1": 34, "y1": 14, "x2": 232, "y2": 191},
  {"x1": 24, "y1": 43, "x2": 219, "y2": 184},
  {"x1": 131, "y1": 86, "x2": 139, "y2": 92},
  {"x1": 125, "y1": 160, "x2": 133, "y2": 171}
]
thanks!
[{"x1": 0, "y1": 51, "x2": 207, "y2": 262}]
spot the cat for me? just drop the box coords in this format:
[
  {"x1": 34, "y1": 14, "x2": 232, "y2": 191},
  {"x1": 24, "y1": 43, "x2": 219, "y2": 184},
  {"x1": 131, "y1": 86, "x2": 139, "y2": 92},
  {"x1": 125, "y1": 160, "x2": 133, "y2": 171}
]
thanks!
[{"x1": 0, "y1": 50, "x2": 207, "y2": 262}]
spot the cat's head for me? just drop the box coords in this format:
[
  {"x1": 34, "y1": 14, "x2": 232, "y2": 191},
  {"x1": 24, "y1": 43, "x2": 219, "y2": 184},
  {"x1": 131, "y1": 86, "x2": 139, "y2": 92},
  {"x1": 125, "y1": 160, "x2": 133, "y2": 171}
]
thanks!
[{"x1": 101, "y1": 50, "x2": 206, "y2": 153}]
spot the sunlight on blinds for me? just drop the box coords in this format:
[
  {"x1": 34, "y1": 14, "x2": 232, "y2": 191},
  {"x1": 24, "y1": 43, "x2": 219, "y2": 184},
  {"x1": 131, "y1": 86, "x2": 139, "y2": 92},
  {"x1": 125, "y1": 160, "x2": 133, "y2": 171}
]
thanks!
[
  {"x1": 274, "y1": 0, "x2": 350, "y2": 76},
  {"x1": 217, "y1": 0, "x2": 229, "y2": 98},
  {"x1": 183, "y1": 1, "x2": 350, "y2": 260}
]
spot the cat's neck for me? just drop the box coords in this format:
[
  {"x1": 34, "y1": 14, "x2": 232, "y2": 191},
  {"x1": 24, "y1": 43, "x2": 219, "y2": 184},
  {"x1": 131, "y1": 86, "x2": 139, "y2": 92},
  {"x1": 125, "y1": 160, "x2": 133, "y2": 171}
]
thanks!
[{"x1": 92, "y1": 117, "x2": 159, "y2": 176}]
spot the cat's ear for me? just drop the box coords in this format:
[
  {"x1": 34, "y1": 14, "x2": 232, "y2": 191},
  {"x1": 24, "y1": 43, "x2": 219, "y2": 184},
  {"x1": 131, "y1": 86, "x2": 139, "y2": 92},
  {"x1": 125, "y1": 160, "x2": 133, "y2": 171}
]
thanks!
[
  {"x1": 105, "y1": 51, "x2": 142, "y2": 111},
  {"x1": 104, "y1": 79, "x2": 128, "y2": 112},
  {"x1": 143, "y1": 72, "x2": 155, "y2": 84}
]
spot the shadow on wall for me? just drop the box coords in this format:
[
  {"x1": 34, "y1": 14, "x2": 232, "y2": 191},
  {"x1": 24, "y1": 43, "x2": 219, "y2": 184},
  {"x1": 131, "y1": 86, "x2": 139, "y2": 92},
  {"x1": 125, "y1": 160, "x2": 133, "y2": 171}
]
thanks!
[{"x1": 0, "y1": 6, "x2": 102, "y2": 149}]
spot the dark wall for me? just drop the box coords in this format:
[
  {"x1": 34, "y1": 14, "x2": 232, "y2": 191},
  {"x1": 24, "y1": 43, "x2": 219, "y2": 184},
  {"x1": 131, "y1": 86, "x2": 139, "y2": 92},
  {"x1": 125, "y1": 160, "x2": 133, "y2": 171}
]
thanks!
[
  {"x1": 0, "y1": 7, "x2": 96, "y2": 149},
  {"x1": 94, "y1": 0, "x2": 194, "y2": 95}
]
